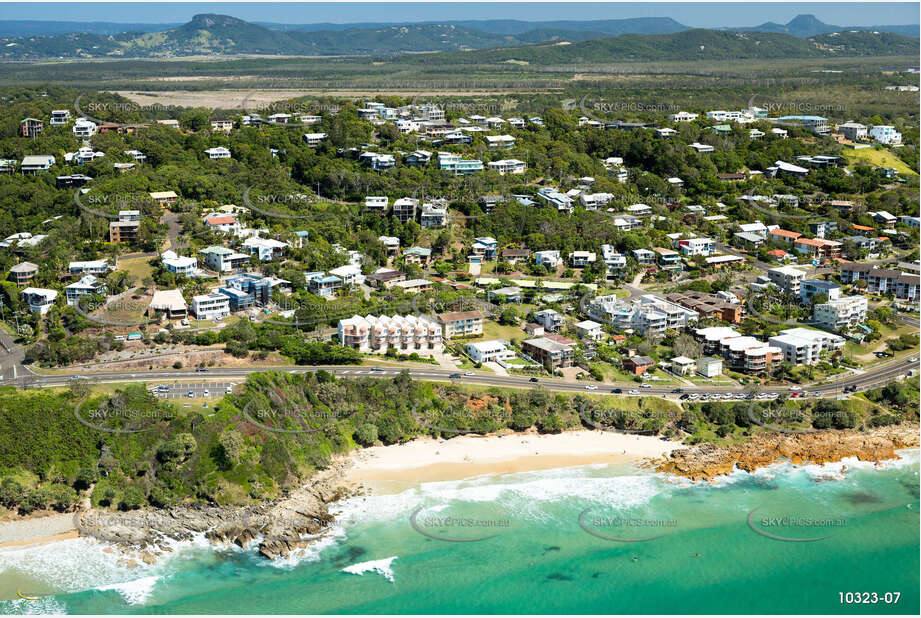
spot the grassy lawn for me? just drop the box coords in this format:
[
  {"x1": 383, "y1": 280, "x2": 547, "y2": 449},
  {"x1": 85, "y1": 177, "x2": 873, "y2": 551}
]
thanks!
[
  {"x1": 117, "y1": 256, "x2": 155, "y2": 282},
  {"x1": 842, "y1": 147, "x2": 918, "y2": 176},
  {"x1": 480, "y1": 320, "x2": 528, "y2": 342}
]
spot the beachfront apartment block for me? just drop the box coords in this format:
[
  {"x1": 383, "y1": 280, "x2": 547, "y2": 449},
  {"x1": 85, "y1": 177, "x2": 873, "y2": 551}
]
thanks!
[
  {"x1": 813, "y1": 296, "x2": 868, "y2": 331},
  {"x1": 437, "y1": 310, "x2": 484, "y2": 339},
  {"x1": 339, "y1": 314, "x2": 443, "y2": 354},
  {"x1": 694, "y1": 326, "x2": 781, "y2": 373},
  {"x1": 191, "y1": 293, "x2": 231, "y2": 320},
  {"x1": 521, "y1": 337, "x2": 574, "y2": 370},
  {"x1": 767, "y1": 266, "x2": 808, "y2": 296},
  {"x1": 768, "y1": 328, "x2": 845, "y2": 366}
]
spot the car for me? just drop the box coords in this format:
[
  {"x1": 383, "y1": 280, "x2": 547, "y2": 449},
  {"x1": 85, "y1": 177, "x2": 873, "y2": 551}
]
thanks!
[
  {"x1": 629, "y1": 389, "x2": 639, "y2": 395},
  {"x1": 187, "y1": 391, "x2": 195, "y2": 398},
  {"x1": 790, "y1": 392, "x2": 800, "y2": 398},
  {"x1": 788, "y1": 385, "x2": 798, "y2": 391},
  {"x1": 909, "y1": 357, "x2": 919, "y2": 363},
  {"x1": 640, "y1": 383, "x2": 651, "y2": 389},
  {"x1": 449, "y1": 373, "x2": 462, "y2": 379},
  {"x1": 679, "y1": 394, "x2": 689, "y2": 400},
  {"x1": 688, "y1": 393, "x2": 700, "y2": 400},
  {"x1": 225, "y1": 386, "x2": 233, "y2": 394},
  {"x1": 585, "y1": 385, "x2": 598, "y2": 390},
  {"x1": 465, "y1": 371, "x2": 475, "y2": 376},
  {"x1": 180, "y1": 318, "x2": 190, "y2": 326},
  {"x1": 371, "y1": 366, "x2": 383, "y2": 372},
  {"x1": 153, "y1": 385, "x2": 169, "y2": 393},
  {"x1": 530, "y1": 377, "x2": 540, "y2": 383},
  {"x1": 69, "y1": 375, "x2": 85, "y2": 381},
  {"x1": 610, "y1": 388, "x2": 622, "y2": 394},
  {"x1": 671, "y1": 388, "x2": 683, "y2": 393},
  {"x1": 195, "y1": 366, "x2": 207, "y2": 372},
  {"x1": 203, "y1": 389, "x2": 210, "y2": 397}
]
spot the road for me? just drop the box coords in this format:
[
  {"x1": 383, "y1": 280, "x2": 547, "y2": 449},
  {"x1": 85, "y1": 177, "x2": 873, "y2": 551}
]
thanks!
[{"x1": 15, "y1": 355, "x2": 918, "y2": 400}]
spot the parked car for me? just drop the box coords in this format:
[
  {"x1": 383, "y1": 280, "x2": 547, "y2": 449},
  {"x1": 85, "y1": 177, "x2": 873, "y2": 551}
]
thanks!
[{"x1": 187, "y1": 391, "x2": 195, "y2": 398}]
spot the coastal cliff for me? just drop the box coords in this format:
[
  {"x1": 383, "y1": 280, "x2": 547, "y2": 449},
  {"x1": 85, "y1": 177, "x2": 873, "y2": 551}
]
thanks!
[{"x1": 653, "y1": 423, "x2": 920, "y2": 481}]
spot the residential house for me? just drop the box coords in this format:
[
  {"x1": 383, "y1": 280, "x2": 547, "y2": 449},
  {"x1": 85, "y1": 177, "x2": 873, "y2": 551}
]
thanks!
[
  {"x1": 569, "y1": 251, "x2": 597, "y2": 268},
  {"x1": 68, "y1": 260, "x2": 113, "y2": 276},
  {"x1": 199, "y1": 246, "x2": 250, "y2": 273},
  {"x1": 487, "y1": 159, "x2": 526, "y2": 175},
  {"x1": 533, "y1": 308, "x2": 563, "y2": 332},
  {"x1": 9, "y1": 262, "x2": 38, "y2": 285},
  {"x1": 534, "y1": 250, "x2": 562, "y2": 268},
  {"x1": 378, "y1": 236, "x2": 400, "y2": 257},
  {"x1": 147, "y1": 289, "x2": 187, "y2": 319},
  {"x1": 697, "y1": 356, "x2": 723, "y2": 377},
  {"x1": 466, "y1": 340, "x2": 515, "y2": 363},
  {"x1": 210, "y1": 118, "x2": 233, "y2": 132},
  {"x1": 623, "y1": 355, "x2": 655, "y2": 375},
  {"x1": 108, "y1": 210, "x2": 141, "y2": 243},
  {"x1": 203, "y1": 213, "x2": 241, "y2": 235},
  {"x1": 689, "y1": 142, "x2": 715, "y2": 153},
  {"x1": 405, "y1": 150, "x2": 432, "y2": 167},
  {"x1": 191, "y1": 293, "x2": 231, "y2": 320},
  {"x1": 420, "y1": 203, "x2": 447, "y2": 228},
  {"x1": 472, "y1": 237, "x2": 498, "y2": 260},
  {"x1": 306, "y1": 272, "x2": 342, "y2": 297},
  {"x1": 536, "y1": 188, "x2": 574, "y2": 212},
  {"x1": 767, "y1": 266, "x2": 807, "y2": 296},
  {"x1": 837, "y1": 122, "x2": 867, "y2": 141},
  {"x1": 366, "y1": 269, "x2": 407, "y2": 289},
  {"x1": 303, "y1": 133, "x2": 328, "y2": 147},
  {"x1": 20, "y1": 155, "x2": 55, "y2": 174},
  {"x1": 161, "y1": 251, "x2": 197, "y2": 276},
  {"x1": 242, "y1": 236, "x2": 288, "y2": 261},
  {"x1": 500, "y1": 248, "x2": 530, "y2": 264},
  {"x1": 402, "y1": 246, "x2": 432, "y2": 266},
  {"x1": 869, "y1": 125, "x2": 902, "y2": 144},
  {"x1": 204, "y1": 147, "x2": 231, "y2": 160},
  {"x1": 575, "y1": 319, "x2": 604, "y2": 342},
  {"x1": 363, "y1": 196, "x2": 389, "y2": 215},
  {"x1": 49, "y1": 110, "x2": 71, "y2": 125},
  {"x1": 601, "y1": 244, "x2": 627, "y2": 276},
  {"x1": 769, "y1": 229, "x2": 802, "y2": 245},
  {"x1": 149, "y1": 191, "x2": 178, "y2": 206},
  {"x1": 437, "y1": 152, "x2": 483, "y2": 175},
  {"x1": 19, "y1": 118, "x2": 42, "y2": 138},
  {"x1": 631, "y1": 249, "x2": 656, "y2": 267},
  {"x1": 669, "y1": 111, "x2": 698, "y2": 122},
  {"x1": 329, "y1": 264, "x2": 364, "y2": 287},
  {"x1": 20, "y1": 287, "x2": 57, "y2": 315},
  {"x1": 485, "y1": 135, "x2": 516, "y2": 149}
]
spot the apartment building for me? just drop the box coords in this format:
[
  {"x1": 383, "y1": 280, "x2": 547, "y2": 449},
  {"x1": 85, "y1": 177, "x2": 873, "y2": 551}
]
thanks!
[
  {"x1": 521, "y1": 337, "x2": 574, "y2": 370},
  {"x1": 339, "y1": 314, "x2": 443, "y2": 354},
  {"x1": 768, "y1": 327, "x2": 845, "y2": 366},
  {"x1": 813, "y1": 296, "x2": 868, "y2": 331},
  {"x1": 200, "y1": 246, "x2": 251, "y2": 273},
  {"x1": 588, "y1": 294, "x2": 698, "y2": 335},
  {"x1": 533, "y1": 308, "x2": 563, "y2": 332},
  {"x1": 437, "y1": 310, "x2": 484, "y2": 339},
  {"x1": 767, "y1": 266, "x2": 808, "y2": 296},
  {"x1": 465, "y1": 340, "x2": 515, "y2": 363},
  {"x1": 799, "y1": 279, "x2": 841, "y2": 304},
  {"x1": 664, "y1": 291, "x2": 742, "y2": 324},
  {"x1": 108, "y1": 210, "x2": 142, "y2": 243},
  {"x1": 693, "y1": 326, "x2": 781, "y2": 373}
]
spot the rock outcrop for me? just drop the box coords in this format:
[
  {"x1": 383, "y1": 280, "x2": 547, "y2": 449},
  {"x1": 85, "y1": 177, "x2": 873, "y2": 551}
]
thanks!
[{"x1": 652, "y1": 424, "x2": 919, "y2": 481}]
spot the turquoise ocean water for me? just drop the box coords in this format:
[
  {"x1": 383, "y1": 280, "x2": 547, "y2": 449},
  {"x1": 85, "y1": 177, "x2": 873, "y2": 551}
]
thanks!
[{"x1": 1, "y1": 450, "x2": 918, "y2": 615}]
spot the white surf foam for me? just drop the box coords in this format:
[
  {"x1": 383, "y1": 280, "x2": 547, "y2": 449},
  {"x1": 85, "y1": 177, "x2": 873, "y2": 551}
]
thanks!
[
  {"x1": 97, "y1": 574, "x2": 162, "y2": 605},
  {"x1": 340, "y1": 556, "x2": 397, "y2": 582}
]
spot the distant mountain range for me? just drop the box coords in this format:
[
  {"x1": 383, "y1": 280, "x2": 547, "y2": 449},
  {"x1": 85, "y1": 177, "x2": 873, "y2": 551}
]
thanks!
[{"x1": 0, "y1": 13, "x2": 915, "y2": 60}]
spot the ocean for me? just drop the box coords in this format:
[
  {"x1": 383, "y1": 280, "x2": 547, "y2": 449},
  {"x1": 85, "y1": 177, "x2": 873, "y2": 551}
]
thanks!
[{"x1": 1, "y1": 450, "x2": 918, "y2": 615}]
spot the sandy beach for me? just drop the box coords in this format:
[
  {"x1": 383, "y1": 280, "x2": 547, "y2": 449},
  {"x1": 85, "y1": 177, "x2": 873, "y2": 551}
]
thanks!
[
  {"x1": 0, "y1": 513, "x2": 78, "y2": 551},
  {"x1": 345, "y1": 429, "x2": 680, "y2": 485}
]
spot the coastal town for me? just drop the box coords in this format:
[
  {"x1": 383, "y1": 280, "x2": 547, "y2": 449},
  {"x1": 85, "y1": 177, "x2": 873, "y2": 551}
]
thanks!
[
  {"x1": 0, "y1": 4, "x2": 918, "y2": 612},
  {"x1": 1, "y1": 93, "x2": 917, "y2": 399}
]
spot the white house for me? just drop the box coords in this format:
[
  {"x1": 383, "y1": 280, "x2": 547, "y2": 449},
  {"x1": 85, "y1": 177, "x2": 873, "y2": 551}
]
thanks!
[
  {"x1": 329, "y1": 264, "x2": 365, "y2": 286},
  {"x1": 534, "y1": 250, "x2": 562, "y2": 268},
  {"x1": 162, "y1": 251, "x2": 198, "y2": 276},
  {"x1": 465, "y1": 339, "x2": 516, "y2": 363},
  {"x1": 65, "y1": 275, "x2": 106, "y2": 306},
  {"x1": 574, "y1": 319, "x2": 604, "y2": 342},
  {"x1": 869, "y1": 125, "x2": 902, "y2": 145},
  {"x1": 72, "y1": 117, "x2": 97, "y2": 138},
  {"x1": 20, "y1": 288, "x2": 58, "y2": 314},
  {"x1": 191, "y1": 293, "x2": 231, "y2": 320},
  {"x1": 669, "y1": 111, "x2": 699, "y2": 122},
  {"x1": 485, "y1": 134, "x2": 516, "y2": 149},
  {"x1": 487, "y1": 159, "x2": 526, "y2": 175},
  {"x1": 204, "y1": 147, "x2": 231, "y2": 159},
  {"x1": 303, "y1": 132, "x2": 328, "y2": 147},
  {"x1": 242, "y1": 236, "x2": 289, "y2": 261}
]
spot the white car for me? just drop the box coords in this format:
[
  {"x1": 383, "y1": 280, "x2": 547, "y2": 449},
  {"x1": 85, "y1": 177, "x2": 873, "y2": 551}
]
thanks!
[
  {"x1": 226, "y1": 386, "x2": 233, "y2": 394},
  {"x1": 203, "y1": 389, "x2": 210, "y2": 397},
  {"x1": 629, "y1": 389, "x2": 639, "y2": 395},
  {"x1": 688, "y1": 393, "x2": 700, "y2": 400},
  {"x1": 464, "y1": 371, "x2": 475, "y2": 376},
  {"x1": 187, "y1": 391, "x2": 195, "y2": 398},
  {"x1": 640, "y1": 383, "x2": 651, "y2": 389},
  {"x1": 585, "y1": 385, "x2": 598, "y2": 390}
]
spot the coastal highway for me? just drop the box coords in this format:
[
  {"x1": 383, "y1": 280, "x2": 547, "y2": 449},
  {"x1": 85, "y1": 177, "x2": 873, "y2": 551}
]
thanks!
[{"x1": 6, "y1": 355, "x2": 918, "y2": 399}]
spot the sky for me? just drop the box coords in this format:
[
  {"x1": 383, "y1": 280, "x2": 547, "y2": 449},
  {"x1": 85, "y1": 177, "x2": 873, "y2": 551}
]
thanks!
[{"x1": 0, "y1": 2, "x2": 917, "y2": 28}]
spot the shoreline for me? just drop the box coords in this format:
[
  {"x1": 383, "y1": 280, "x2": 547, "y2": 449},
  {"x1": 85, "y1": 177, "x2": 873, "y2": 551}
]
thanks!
[{"x1": 344, "y1": 429, "x2": 680, "y2": 486}]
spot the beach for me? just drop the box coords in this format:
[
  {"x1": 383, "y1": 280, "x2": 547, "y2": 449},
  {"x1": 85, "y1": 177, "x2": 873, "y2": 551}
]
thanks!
[
  {"x1": 344, "y1": 430, "x2": 680, "y2": 486},
  {"x1": 0, "y1": 513, "x2": 78, "y2": 551}
]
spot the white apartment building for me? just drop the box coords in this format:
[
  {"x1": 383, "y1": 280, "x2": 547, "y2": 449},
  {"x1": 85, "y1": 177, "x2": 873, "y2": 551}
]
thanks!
[
  {"x1": 675, "y1": 237, "x2": 715, "y2": 256},
  {"x1": 669, "y1": 111, "x2": 699, "y2": 122},
  {"x1": 191, "y1": 293, "x2": 231, "y2": 320},
  {"x1": 580, "y1": 192, "x2": 614, "y2": 210},
  {"x1": 768, "y1": 327, "x2": 845, "y2": 366},
  {"x1": 767, "y1": 266, "x2": 808, "y2": 296},
  {"x1": 601, "y1": 244, "x2": 627, "y2": 274},
  {"x1": 338, "y1": 314, "x2": 443, "y2": 354},
  {"x1": 72, "y1": 117, "x2": 97, "y2": 138},
  {"x1": 534, "y1": 250, "x2": 562, "y2": 268},
  {"x1": 813, "y1": 296, "x2": 868, "y2": 331},
  {"x1": 588, "y1": 294, "x2": 698, "y2": 335}
]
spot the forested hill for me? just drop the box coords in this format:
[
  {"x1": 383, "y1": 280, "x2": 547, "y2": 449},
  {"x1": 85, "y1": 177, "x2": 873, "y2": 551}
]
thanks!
[{"x1": 402, "y1": 29, "x2": 920, "y2": 66}]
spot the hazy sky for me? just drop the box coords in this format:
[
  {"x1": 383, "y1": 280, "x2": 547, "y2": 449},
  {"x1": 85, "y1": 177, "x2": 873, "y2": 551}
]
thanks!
[{"x1": 0, "y1": 2, "x2": 917, "y2": 27}]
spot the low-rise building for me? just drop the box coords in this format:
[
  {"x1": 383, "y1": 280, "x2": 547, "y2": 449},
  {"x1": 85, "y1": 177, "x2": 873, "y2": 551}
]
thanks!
[
  {"x1": 522, "y1": 337, "x2": 574, "y2": 370},
  {"x1": 147, "y1": 289, "x2": 187, "y2": 319},
  {"x1": 191, "y1": 293, "x2": 231, "y2": 320},
  {"x1": 466, "y1": 339, "x2": 516, "y2": 363},
  {"x1": 339, "y1": 314, "x2": 443, "y2": 354},
  {"x1": 20, "y1": 287, "x2": 57, "y2": 314},
  {"x1": 768, "y1": 327, "x2": 845, "y2": 366},
  {"x1": 767, "y1": 266, "x2": 808, "y2": 296},
  {"x1": 437, "y1": 310, "x2": 484, "y2": 339},
  {"x1": 574, "y1": 319, "x2": 604, "y2": 342},
  {"x1": 534, "y1": 308, "x2": 563, "y2": 332},
  {"x1": 65, "y1": 275, "x2": 106, "y2": 306},
  {"x1": 800, "y1": 279, "x2": 841, "y2": 304},
  {"x1": 9, "y1": 262, "x2": 38, "y2": 285},
  {"x1": 814, "y1": 295, "x2": 868, "y2": 330},
  {"x1": 623, "y1": 355, "x2": 655, "y2": 375},
  {"x1": 697, "y1": 356, "x2": 723, "y2": 377},
  {"x1": 200, "y1": 246, "x2": 250, "y2": 273}
]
